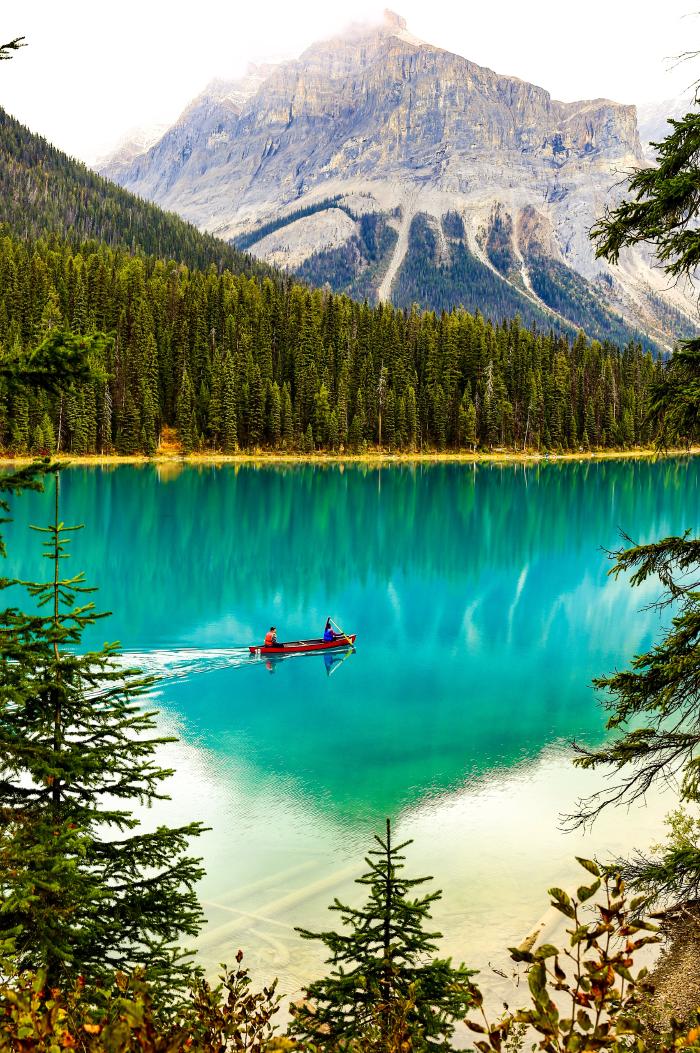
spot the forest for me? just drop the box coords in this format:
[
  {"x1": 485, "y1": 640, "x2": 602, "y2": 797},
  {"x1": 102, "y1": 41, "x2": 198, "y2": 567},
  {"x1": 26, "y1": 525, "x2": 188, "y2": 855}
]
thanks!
[
  {"x1": 0, "y1": 106, "x2": 271, "y2": 279},
  {"x1": 0, "y1": 230, "x2": 660, "y2": 456}
]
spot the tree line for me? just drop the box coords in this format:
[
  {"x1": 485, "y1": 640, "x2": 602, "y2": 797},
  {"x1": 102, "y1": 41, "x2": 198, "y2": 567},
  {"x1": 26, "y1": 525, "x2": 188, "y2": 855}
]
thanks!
[{"x1": 0, "y1": 231, "x2": 661, "y2": 456}]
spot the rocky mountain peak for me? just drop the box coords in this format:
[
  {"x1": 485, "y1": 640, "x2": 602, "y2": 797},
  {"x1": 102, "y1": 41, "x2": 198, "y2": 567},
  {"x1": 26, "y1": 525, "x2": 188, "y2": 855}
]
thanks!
[
  {"x1": 95, "y1": 19, "x2": 695, "y2": 348},
  {"x1": 383, "y1": 10, "x2": 407, "y2": 30}
]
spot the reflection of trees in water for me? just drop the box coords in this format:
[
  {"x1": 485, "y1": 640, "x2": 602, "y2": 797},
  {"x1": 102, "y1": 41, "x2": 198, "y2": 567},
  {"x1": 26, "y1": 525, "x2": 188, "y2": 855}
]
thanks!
[
  {"x1": 4, "y1": 459, "x2": 691, "y2": 819},
  {"x1": 7, "y1": 460, "x2": 697, "y2": 642}
]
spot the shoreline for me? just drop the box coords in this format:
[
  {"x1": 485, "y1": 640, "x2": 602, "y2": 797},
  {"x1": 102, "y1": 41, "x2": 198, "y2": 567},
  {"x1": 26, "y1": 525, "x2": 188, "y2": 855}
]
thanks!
[
  {"x1": 0, "y1": 447, "x2": 697, "y2": 468},
  {"x1": 647, "y1": 906, "x2": 700, "y2": 1028}
]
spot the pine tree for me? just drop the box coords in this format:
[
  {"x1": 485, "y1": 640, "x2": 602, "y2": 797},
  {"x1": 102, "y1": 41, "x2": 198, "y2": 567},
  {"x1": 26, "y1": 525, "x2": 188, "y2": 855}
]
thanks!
[
  {"x1": 269, "y1": 381, "x2": 282, "y2": 447},
  {"x1": 314, "y1": 383, "x2": 331, "y2": 448},
  {"x1": 116, "y1": 389, "x2": 140, "y2": 455},
  {"x1": 292, "y1": 819, "x2": 474, "y2": 1052},
  {"x1": 40, "y1": 412, "x2": 55, "y2": 453},
  {"x1": 177, "y1": 368, "x2": 196, "y2": 454},
  {"x1": 0, "y1": 472, "x2": 205, "y2": 994},
  {"x1": 248, "y1": 366, "x2": 264, "y2": 449},
  {"x1": 10, "y1": 392, "x2": 29, "y2": 452},
  {"x1": 459, "y1": 390, "x2": 477, "y2": 450},
  {"x1": 141, "y1": 383, "x2": 158, "y2": 455},
  {"x1": 281, "y1": 384, "x2": 294, "y2": 449},
  {"x1": 406, "y1": 387, "x2": 418, "y2": 450},
  {"x1": 328, "y1": 409, "x2": 339, "y2": 451},
  {"x1": 30, "y1": 423, "x2": 44, "y2": 454},
  {"x1": 222, "y1": 355, "x2": 238, "y2": 453}
]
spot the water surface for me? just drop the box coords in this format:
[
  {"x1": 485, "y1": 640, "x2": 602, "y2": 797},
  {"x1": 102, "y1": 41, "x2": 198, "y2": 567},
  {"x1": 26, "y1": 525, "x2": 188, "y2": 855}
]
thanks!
[{"x1": 5, "y1": 459, "x2": 697, "y2": 1010}]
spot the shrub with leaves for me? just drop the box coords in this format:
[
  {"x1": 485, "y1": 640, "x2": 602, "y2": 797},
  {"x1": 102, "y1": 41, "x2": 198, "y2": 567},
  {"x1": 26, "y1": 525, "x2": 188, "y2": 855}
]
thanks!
[
  {"x1": 0, "y1": 951, "x2": 280, "y2": 1052},
  {"x1": 466, "y1": 858, "x2": 668, "y2": 1051}
]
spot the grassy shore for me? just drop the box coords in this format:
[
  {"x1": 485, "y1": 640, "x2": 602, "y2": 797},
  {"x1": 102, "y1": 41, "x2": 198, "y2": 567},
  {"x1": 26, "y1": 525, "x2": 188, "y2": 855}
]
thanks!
[{"x1": 0, "y1": 446, "x2": 697, "y2": 468}]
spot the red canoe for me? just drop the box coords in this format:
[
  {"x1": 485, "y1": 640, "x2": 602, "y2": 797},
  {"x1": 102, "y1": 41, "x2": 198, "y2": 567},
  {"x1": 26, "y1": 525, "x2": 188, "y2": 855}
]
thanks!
[{"x1": 249, "y1": 634, "x2": 356, "y2": 656}]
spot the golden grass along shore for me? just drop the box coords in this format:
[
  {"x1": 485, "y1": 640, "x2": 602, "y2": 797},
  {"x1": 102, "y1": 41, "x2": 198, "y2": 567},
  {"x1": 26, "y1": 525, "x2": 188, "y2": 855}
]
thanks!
[{"x1": 0, "y1": 446, "x2": 697, "y2": 468}]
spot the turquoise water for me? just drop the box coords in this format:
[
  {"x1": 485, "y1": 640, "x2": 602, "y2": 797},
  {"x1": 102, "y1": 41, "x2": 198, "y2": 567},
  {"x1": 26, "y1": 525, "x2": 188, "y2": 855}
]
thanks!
[{"x1": 4, "y1": 458, "x2": 698, "y2": 1008}]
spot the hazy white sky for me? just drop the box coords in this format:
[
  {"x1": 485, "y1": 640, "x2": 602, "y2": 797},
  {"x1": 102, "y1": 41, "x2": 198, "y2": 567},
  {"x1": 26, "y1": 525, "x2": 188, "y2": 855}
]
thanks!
[{"x1": 1, "y1": 0, "x2": 698, "y2": 162}]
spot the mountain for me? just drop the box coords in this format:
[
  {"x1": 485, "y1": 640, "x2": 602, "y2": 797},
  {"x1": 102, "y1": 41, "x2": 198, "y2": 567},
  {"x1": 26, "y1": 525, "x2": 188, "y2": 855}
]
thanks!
[
  {"x1": 98, "y1": 12, "x2": 697, "y2": 348},
  {"x1": 92, "y1": 121, "x2": 170, "y2": 178},
  {"x1": 0, "y1": 89, "x2": 664, "y2": 458},
  {"x1": 0, "y1": 107, "x2": 272, "y2": 277}
]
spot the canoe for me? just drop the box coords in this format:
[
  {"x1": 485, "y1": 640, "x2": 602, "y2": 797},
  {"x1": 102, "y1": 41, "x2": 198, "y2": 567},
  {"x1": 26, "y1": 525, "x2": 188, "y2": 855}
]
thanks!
[{"x1": 249, "y1": 634, "x2": 356, "y2": 656}]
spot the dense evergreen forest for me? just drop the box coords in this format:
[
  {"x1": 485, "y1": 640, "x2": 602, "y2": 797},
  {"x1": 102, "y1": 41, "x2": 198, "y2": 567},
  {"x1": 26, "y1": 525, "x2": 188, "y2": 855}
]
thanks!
[
  {"x1": 0, "y1": 106, "x2": 272, "y2": 278},
  {"x1": 0, "y1": 229, "x2": 659, "y2": 455}
]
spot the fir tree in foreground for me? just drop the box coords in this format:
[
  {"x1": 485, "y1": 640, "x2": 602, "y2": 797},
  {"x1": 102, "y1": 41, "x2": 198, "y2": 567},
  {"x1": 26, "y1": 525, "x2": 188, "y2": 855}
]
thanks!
[
  {"x1": 291, "y1": 819, "x2": 475, "y2": 1053},
  {"x1": 571, "y1": 89, "x2": 700, "y2": 908},
  {"x1": 570, "y1": 532, "x2": 700, "y2": 906},
  {"x1": 0, "y1": 471, "x2": 205, "y2": 995}
]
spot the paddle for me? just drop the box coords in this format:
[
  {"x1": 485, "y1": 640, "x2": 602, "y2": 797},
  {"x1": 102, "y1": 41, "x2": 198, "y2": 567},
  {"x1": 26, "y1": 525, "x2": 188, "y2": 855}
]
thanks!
[{"x1": 330, "y1": 617, "x2": 354, "y2": 647}]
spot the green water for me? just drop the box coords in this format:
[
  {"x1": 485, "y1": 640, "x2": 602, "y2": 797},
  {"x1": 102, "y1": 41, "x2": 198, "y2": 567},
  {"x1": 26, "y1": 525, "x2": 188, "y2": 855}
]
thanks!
[{"x1": 5, "y1": 458, "x2": 697, "y2": 1009}]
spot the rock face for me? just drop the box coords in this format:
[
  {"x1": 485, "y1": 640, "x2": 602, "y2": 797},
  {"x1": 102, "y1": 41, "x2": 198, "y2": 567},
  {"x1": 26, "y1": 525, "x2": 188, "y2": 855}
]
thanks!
[{"x1": 98, "y1": 12, "x2": 698, "y2": 346}]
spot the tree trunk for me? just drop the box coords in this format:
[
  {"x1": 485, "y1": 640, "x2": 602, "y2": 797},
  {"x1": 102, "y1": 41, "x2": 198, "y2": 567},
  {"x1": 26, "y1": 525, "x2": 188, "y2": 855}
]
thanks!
[{"x1": 382, "y1": 816, "x2": 392, "y2": 1044}]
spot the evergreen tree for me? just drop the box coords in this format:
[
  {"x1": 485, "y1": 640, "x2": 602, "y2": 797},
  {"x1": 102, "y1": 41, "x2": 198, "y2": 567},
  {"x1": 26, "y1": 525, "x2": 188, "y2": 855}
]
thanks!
[
  {"x1": 40, "y1": 411, "x2": 55, "y2": 453},
  {"x1": 573, "y1": 534, "x2": 700, "y2": 833},
  {"x1": 222, "y1": 355, "x2": 238, "y2": 453},
  {"x1": 406, "y1": 387, "x2": 418, "y2": 450},
  {"x1": 269, "y1": 381, "x2": 282, "y2": 447},
  {"x1": 116, "y1": 389, "x2": 140, "y2": 455},
  {"x1": 177, "y1": 368, "x2": 196, "y2": 454},
  {"x1": 0, "y1": 472, "x2": 205, "y2": 994},
  {"x1": 292, "y1": 819, "x2": 474, "y2": 1053},
  {"x1": 593, "y1": 100, "x2": 700, "y2": 447},
  {"x1": 141, "y1": 384, "x2": 158, "y2": 455},
  {"x1": 281, "y1": 384, "x2": 294, "y2": 449},
  {"x1": 30, "y1": 423, "x2": 44, "y2": 454},
  {"x1": 458, "y1": 390, "x2": 477, "y2": 450},
  {"x1": 9, "y1": 391, "x2": 29, "y2": 452},
  {"x1": 248, "y1": 366, "x2": 264, "y2": 449},
  {"x1": 570, "y1": 95, "x2": 700, "y2": 904}
]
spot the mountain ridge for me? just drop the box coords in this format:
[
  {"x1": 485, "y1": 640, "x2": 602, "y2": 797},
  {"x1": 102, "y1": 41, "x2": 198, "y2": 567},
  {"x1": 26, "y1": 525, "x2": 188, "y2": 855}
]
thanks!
[{"x1": 98, "y1": 12, "x2": 698, "y2": 347}]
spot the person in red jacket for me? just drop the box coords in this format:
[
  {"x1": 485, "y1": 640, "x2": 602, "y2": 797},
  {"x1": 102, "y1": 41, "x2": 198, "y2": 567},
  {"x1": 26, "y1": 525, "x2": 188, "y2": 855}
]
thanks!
[{"x1": 264, "y1": 626, "x2": 278, "y2": 647}]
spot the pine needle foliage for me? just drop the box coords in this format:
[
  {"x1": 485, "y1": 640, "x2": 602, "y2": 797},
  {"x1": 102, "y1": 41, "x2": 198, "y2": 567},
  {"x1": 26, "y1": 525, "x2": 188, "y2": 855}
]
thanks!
[
  {"x1": 0, "y1": 330, "x2": 110, "y2": 396},
  {"x1": 0, "y1": 329, "x2": 107, "y2": 555},
  {"x1": 574, "y1": 96, "x2": 700, "y2": 916},
  {"x1": 0, "y1": 37, "x2": 25, "y2": 61},
  {"x1": 592, "y1": 104, "x2": 700, "y2": 287},
  {"x1": 0, "y1": 471, "x2": 206, "y2": 996},
  {"x1": 291, "y1": 819, "x2": 475, "y2": 1053},
  {"x1": 592, "y1": 99, "x2": 700, "y2": 447},
  {"x1": 571, "y1": 532, "x2": 700, "y2": 829}
]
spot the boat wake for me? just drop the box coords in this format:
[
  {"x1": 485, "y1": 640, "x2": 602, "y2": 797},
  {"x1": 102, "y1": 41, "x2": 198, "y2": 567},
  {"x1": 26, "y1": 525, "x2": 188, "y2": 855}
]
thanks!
[{"x1": 115, "y1": 647, "x2": 253, "y2": 682}]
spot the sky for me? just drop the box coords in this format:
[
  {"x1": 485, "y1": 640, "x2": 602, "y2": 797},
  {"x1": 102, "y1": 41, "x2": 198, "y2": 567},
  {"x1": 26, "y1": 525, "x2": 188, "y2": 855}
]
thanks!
[{"x1": 1, "y1": 0, "x2": 698, "y2": 163}]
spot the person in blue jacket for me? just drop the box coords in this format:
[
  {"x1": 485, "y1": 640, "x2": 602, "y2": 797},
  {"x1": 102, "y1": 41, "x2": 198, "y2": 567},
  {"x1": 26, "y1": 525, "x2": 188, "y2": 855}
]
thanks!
[{"x1": 323, "y1": 617, "x2": 337, "y2": 642}]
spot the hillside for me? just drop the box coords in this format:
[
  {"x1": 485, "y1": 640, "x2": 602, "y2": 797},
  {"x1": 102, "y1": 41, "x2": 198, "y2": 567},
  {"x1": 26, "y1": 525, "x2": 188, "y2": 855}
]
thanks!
[
  {"x1": 0, "y1": 106, "x2": 271, "y2": 278},
  {"x1": 98, "y1": 11, "x2": 698, "y2": 349},
  {"x1": 0, "y1": 223, "x2": 660, "y2": 459}
]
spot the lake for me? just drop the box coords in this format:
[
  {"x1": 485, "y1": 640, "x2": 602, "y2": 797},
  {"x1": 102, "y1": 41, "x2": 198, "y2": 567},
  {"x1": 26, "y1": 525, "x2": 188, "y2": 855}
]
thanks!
[{"x1": 5, "y1": 457, "x2": 697, "y2": 1014}]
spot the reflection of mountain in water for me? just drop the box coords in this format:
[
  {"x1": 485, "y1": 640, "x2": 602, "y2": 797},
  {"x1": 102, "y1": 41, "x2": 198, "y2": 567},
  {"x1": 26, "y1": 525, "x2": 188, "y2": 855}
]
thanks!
[{"x1": 6, "y1": 459, "x2": 697, "y2": 820}]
